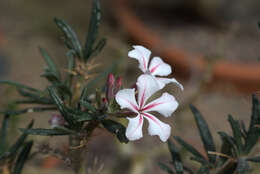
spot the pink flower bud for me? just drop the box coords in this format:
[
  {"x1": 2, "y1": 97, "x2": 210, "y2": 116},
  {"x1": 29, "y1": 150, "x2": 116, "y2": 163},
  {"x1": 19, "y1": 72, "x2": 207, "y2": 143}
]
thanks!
[
  {"x1": 106, "y1": 73, "x2": 115, "y2": 100},
  {"x1": 48, "y1": 114, "x2": 66, "y2": 128},
  {"x1": 102, "y1": 97, "x2": 108, "y2": 104},
  {"x1": 114, "y1": 76, "x2": 122, "y2": 94}
]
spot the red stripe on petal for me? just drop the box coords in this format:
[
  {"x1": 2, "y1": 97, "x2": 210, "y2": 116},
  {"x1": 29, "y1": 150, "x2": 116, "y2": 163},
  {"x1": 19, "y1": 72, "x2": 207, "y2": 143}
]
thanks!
[
  {"x1": 130, "y1": 115, "x2": 143, "y2": 137},
  {"x1": 122, "y1": 98, "x2": 139, "y2": 111},
  {"x1": 141, "y1": 102, "x2": 164, "y2": 111},
  {"x1": 150, "y1": 63, "x2": 161, "y2": 73},
  {"x1": 140, "y1": 87, "x2": 146, "y2": 108},
  {"x1": 127, "y1": 100, "x2": 139, "y2": 111},
  {"x1": 142, "y1": 113, "x2": 162, "y2": 129}
]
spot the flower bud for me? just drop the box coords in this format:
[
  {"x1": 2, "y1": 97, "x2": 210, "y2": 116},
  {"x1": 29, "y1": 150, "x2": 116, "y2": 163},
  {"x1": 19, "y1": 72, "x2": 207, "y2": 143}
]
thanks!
[
  {"x1": 106, "y1": 73, "x2": 115, "y2": 101},
  {"x1": 114, "y1": 76, "x2": 122, "y2": 94},
  {"x1": 102, "y1": 97, "x2": 108, "y2": 108},
  {"x1": 48, "y1": 114, "x2": 66, "y2": 128}
]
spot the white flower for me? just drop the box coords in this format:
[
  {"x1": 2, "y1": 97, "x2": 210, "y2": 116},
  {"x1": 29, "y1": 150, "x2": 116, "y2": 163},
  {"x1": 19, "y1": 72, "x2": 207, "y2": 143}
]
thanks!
[
  {"x1": 128, "y1": 45, "x2": 184, "y2": 90},
  {"x1": 115, "y1": 74, "x2": 178, "y2": 142}
]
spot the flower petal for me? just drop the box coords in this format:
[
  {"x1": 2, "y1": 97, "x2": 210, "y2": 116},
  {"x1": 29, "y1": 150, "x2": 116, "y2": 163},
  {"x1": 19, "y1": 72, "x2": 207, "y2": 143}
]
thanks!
[
  {"x1": 125, "y1": 115, "x2": 144, "y2": 141},
  {"x1": 137, "y1": 74, "x2": 160, "y2": 108},
  {"x1": 149, "y1": 57, "x2": 172, "y2": 76},
  {"x1": 142, "y1": 113, "x2": 171, "y2": 142},
  {"x1": 156, "y1": 77, "x2": 184, "y2": 90},
  {"x1": 128, "y1": 45, "x2": 151, "y2": 72},
  {"x1": 115, "y1": 88, "x2": 139, "y2": 113},
  {"x1": 142, "y1": 93, "x2": 178, "y2": 117}
]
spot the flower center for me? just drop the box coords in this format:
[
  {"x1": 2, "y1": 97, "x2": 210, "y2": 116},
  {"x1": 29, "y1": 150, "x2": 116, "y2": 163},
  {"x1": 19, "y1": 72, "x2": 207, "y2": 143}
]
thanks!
[{"x1": 144, "y1": 70, "x2": 151, "y2": 74}]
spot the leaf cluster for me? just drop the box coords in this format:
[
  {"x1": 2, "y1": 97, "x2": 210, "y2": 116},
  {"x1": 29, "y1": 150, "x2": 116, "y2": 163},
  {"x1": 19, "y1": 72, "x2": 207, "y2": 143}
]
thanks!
[
  {"x1": 0, "y1": 0, "x2": 127, "y2": 150},
  {"x1": 159, "y1": 95, "x2": 260, "y2": 174},
  {"x1": 0, "y1": 117, "x2": 34, "y2": 174}
]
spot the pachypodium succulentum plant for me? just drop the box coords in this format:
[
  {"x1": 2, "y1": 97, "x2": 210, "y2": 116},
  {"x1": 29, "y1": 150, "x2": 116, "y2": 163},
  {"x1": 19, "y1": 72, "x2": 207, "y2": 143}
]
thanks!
[{"x1": 0, "y1": 0, "x2": 183, "y2": 173}]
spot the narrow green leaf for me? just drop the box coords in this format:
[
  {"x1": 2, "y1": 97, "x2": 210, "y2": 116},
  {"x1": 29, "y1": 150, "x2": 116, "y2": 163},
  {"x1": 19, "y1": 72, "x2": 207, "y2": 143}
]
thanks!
[
  {"x1": 90, "y1": 38, "x2": 106, "y2": 57},
  {"x1": 1, "y1": 107, "x2": 56, "y2": 116},
  {"x1": 0, "y1": 80, "x2": 40, "y2": 92},
  {"x1": 14, "y1": 99, "x2": 53, "y2": 105},
  {"x1": 167, "y1": 140, "x2": 183, "y2": 174},
  {"x1": 53, "y1": 126, "x2": 76, "y2": 134},
  {"x1": 54, "y1": 18, "x2": 83, "y2": 58},
  {"x1": 246, "y1": 156, "x2": 260, "y2": 163},
  {"x1": 39, "y1": 47, "x2": 61, "y2": 80},
  {"x1": 219, "y1": 136, "x2": 233, "y2": 165},
  {"x1": 80, "y1": 100, "x2": 96, "y2": 113},
  {"x1": 76, "y1": 112, "x2": 94, "y2": 122},
  {"x1": 52, "y1": 83, "x2": 72, "y2": 97},
  {"x1": 218, "y1": 131, "x2": 238, "y2": 157},
  {"x1": 102, "y1": 119, "x2": 128, "y2": 143},
  {"x1": 12, "y1": 141, "x2": 33, "y2": 174},
  {"x1": 79, "y1": 87, "x2": 88, "y2": 101},
  {"x1": 19, "y1": 128, "x2": 72, "y2": 136},
  {"x1": 8, "y1": 120, "x2": 34, "y2": 155},
  {"x1": 0, "y1": 120, "x2": 34, "y2": 161},
  {"x1": 245, "y1": 95, "x2": 260, "y2": 153},
  {"x1": 40, "y1": 72, "x2": 60, "y2": 83},
  {"x1": 17, "y1": 88, "x2": 53, "y2": 105},
  {"x1": 190, "y1": 104, "x2": 216, "y2": 164},
  {"x1": 240, "y1": 121, "x2": 247, "y2": 139},
  {"x1": 48, "y1": 87, "x2": 74, "y2": 125},
  {"x1": 84, "y1": 0, "x2": 101, "y2": 60},
  {"x1": 174, "y1": 136, "x2": 206, "y2": 161},
  {"x1": 65, "y1": 50, "x2": 76, "y2": 89},
  {"x1": 0, "y1": 115, "x2": 9, "y2": 154},
  {"x1": 157, "y1": 162, "x2": 176, "y2": 174},
  {"x1": 228, "y1": 115, "x2": 243, "y2": 154}
]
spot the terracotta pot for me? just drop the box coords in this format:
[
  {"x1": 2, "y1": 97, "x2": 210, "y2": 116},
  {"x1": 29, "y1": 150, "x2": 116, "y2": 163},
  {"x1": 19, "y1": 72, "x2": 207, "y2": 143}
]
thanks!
[{"x1": 114, "y1": 0, "x2": 260, "y2": 93}]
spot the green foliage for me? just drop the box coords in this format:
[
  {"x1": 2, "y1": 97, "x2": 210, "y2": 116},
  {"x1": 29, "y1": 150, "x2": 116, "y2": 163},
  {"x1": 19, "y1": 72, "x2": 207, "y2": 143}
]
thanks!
[
  {"x1": 102, "y1": 119, "x2": 129, "y2": 143},
  {"x1": 0, "y1": 120, "x2": 34, "y2": 174},
  {"x1": 12, "y1": 141, "x2": 33, "y2": 174},
  {"x1": 84, "y1": 0, "x2": 103, "y2": 61},
  {"x1": 190, "y1": 105, "x2": 216, "y2": 164},
  {"x1": 0, "y1": 0, "x2": 126, "y2": 148},
  {"x1": 160, "y1": 95, "x2": 260, "y2": 174},
  {"x1": 54, "y1": 18, "x2": 83, "y2": 58},
  {"x1": 0, "y1": 1, "x2": 125, "y2": 173},
  {"x1": 39, "y1": 47, "x2": 61, "y2": 81},
  {"x1": 167, "y1": 140, "x2": 184, "y2": 174},
  {"x1": 0, "y1": 115, "x2": 9, "y2": 153},
  {"x1": 20, "y1": 127, "x2": 75, "y2": 136}
]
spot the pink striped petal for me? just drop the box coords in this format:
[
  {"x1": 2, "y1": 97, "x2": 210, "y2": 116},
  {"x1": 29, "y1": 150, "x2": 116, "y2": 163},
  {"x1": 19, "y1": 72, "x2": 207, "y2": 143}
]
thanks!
[
  {"x1": 149, "y1": 57, "x2": 172, "y2": 76},
  {"x1": 125, "y1": 115, "x2": 144, "y2": 141},
  {"x1": 156, "y1": 77, "x2": 184, "y2": 90},
  {"x1": 128, "y1": 45, "x2": 151, "y2": 73},
  {"x1": 115, "y1": 89, "x2": 139, "y2": 113},
  {"x1": 142, "y1": 113, "x2": 171, "y2": 142},
  {"x1": 142, "y1": 93, "x2": 178, "y2": 117},
  {"x1": 137, "y1": 74, "x2": 160, "y2": 108}
]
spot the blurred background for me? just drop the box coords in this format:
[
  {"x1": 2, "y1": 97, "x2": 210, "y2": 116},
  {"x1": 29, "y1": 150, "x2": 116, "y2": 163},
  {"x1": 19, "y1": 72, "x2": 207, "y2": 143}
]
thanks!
[{"x1": 0, "y1": 0, "x2": 260, "y2": 173}]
